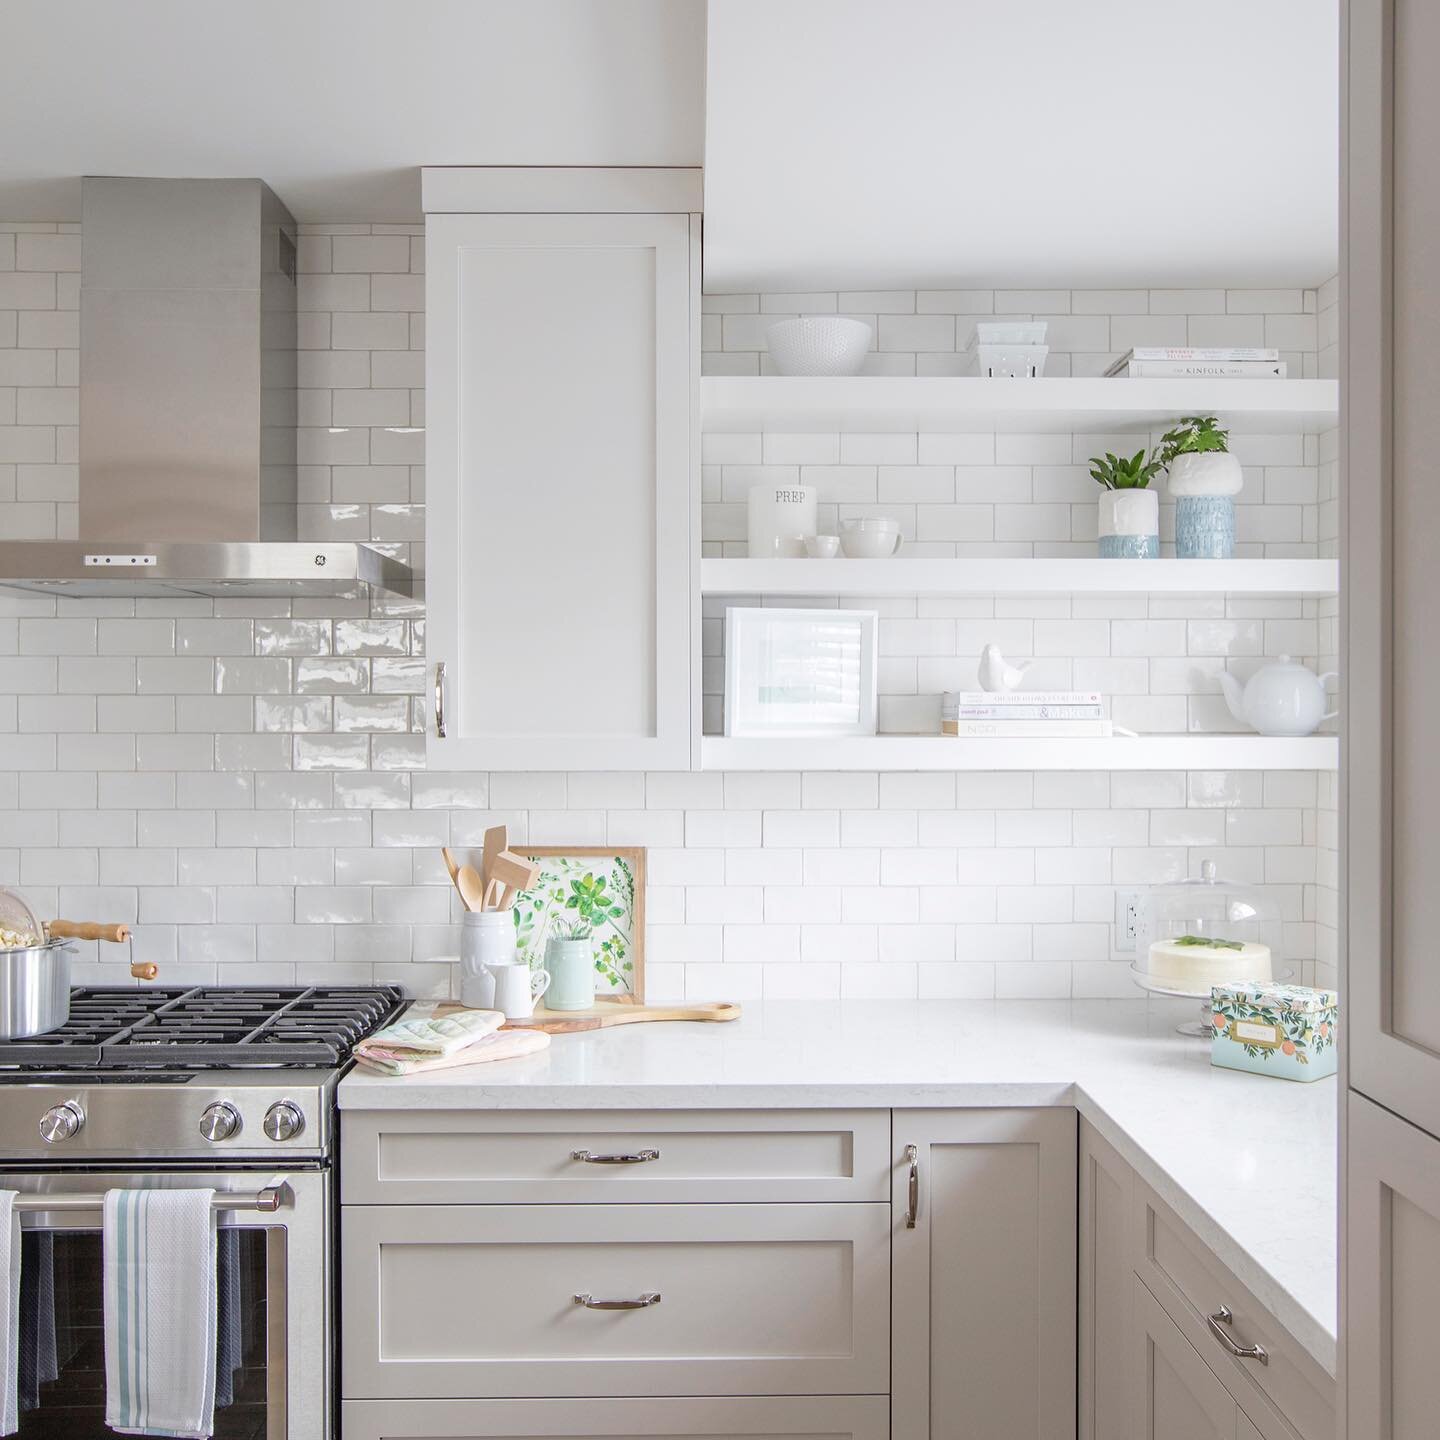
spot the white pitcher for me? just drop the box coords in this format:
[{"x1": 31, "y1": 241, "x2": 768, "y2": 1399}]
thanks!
[{"x1": 487, "y1": 961, "x2": 551, "y2": 1020}]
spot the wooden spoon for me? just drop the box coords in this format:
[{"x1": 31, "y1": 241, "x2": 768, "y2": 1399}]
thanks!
[{"x1": 455, "y1": 864, "x2": 487, "y2": 913}]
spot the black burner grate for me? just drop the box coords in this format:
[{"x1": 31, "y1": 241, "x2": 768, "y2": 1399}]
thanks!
[{"x1": 0, "y1": 985, "x2": 405, "y2": 1069}]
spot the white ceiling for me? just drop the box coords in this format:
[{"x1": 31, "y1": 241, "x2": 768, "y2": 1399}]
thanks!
[
  {"x1": 0, "y1": 0, "x2": 706, "y2": 222},
  {"x1": 704, "y1": 0, "x2": 1339, "y2": 292}
]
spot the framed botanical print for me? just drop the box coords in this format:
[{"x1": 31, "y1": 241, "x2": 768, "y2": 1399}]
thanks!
[{"x1": 511, "y1": 846, "x2": 645, "y2": 1002}]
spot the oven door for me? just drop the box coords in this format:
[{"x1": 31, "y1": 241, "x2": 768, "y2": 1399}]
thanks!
[{"x1": 0, "y1": 1167, "x2": 329, "y2": 1440}]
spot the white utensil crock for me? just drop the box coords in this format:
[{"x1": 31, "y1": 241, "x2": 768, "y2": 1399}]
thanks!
[
  {"x1": 460, "y1": 910, "x2": 513, "y2": 1009},
  {"x1": 487, "y1": 961, "x2": 551, "y2": 1020}
]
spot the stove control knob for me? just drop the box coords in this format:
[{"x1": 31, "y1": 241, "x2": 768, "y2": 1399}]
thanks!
[
  {"x1": 199, "y1": 1102, "x2": 241, "y2": 1143},
  {"x1": 39, "y1": 1102, "x2": 84, "y2": 1145},
  {"x1": 263, "y1": 1102, "x2": 304, "y2": 1143}
]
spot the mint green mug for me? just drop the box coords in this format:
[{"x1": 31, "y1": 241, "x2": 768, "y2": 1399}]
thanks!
[{"x1": 545, "y1": 936, "x2": 596, "y2": 1011}]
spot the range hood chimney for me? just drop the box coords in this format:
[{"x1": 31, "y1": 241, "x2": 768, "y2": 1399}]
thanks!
[{"x1": 0, "y1": 176, "x2": 416, "y2": 598}]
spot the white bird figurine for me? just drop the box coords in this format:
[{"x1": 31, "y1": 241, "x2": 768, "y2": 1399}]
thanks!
[{"x1": 976, "y1": 643, "x2": 1032, "y2": 693}]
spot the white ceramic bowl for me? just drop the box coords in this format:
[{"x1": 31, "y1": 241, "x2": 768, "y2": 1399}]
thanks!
[
  {"x1": 840, "y1": 517, "x2": 903, "y2": 559},
  {"x1": 765, "y1": 317, "x2": 872, "y2": 376},
  {"x1": 803, "y1": 534, "x2": 842, "y2": 559}
]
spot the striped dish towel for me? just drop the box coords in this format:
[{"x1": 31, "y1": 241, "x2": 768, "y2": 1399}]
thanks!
[
  {"x1": 104, "y1": 1189, "x2": 217, "y2": 1439},
  {"x1": 0, "y1": 1193, "x2": 17, "y2": 1436}
]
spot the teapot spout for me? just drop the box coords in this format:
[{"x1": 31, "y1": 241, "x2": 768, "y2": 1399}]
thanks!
[{"x1": 1218, "y1": 671, "x2": 1246, "y2": 725}]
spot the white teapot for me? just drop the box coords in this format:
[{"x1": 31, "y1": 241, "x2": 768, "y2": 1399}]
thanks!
[{"x1": 1218, "y1": 656, "x2": 1338, "y2": 737}]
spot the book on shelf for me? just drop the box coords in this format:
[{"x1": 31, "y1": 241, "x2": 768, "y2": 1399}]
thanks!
[
  {"x1": 952, "y1": 704, "x2": 1104, "y2": 720},
  {"x1": 1113, "y1": 346, "x2": 1281, "y2": 364},
  {"x1": 1110, "y1": 359, "x2": 1288, "y2": 379},
  {"x1": 942, "y1": 718, "x2": 1115, "y2": 738}
]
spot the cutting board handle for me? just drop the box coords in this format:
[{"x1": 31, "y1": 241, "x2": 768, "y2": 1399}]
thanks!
[{"x1": 48, "y1": 920, "x2": 131, "y2": 944}]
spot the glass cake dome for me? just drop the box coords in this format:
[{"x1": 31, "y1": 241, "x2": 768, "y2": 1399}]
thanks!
[{"x1": 1130, "y1": 860, "x2": 1287, "y2": 1035}]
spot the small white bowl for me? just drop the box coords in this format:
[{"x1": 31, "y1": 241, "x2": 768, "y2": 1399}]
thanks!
[
  {"x1": 840, "y1": 517, "x2": 903, "y2": 559},
  {"x1": 765, "y1": 317, "x2": 872, "y2": 376},
  {"x1": 804, "y1": 534, "x2": 842, "y2": 559}
]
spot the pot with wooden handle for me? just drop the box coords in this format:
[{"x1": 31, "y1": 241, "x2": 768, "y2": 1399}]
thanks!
[{"x1": 0, "y1": 886, "x2": 144, "y2": 1038}]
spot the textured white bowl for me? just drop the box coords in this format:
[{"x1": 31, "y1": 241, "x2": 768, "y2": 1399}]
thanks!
[
  {"x1": 766, "y1": 317, "x2": 872, "y2": 376},
  {"x1": 840, "y1": 517, "x2": 903, "y2": 558}
]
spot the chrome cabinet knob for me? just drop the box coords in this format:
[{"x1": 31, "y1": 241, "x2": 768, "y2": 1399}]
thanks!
[
  {"x1": 199, "y1": 1102, "x2": 241, "y2": 1143},
  {"x1": 39, "y1": 1102, "x2": 84, "y2": 1144},
  {"x1": 263, "y1": 1101, "x2": 304, "y2": 1142}
]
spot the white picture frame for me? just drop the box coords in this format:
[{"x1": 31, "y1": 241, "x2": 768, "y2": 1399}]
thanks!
[{"x1": 723, "y1": 606, "x2": 879, "y2": 737}]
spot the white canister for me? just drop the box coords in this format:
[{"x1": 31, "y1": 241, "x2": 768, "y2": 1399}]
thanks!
[
  {"x1": 487, "y1": 961, "x2": 551, "y2": 1021},
  {"x1": 460, "y1": 910, "x2": 513, "y2": 1009},
  {"x1": 748, "y1": 483, "x2": 817, "y2": 558}
]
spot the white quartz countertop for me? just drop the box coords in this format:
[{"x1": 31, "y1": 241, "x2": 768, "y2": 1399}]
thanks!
[{"x1": 338, "y1": 997, "x2": 1337, "y2": 1374}]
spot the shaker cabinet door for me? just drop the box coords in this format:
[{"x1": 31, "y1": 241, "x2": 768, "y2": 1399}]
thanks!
[
  {"x1": 424, "y1": 209, "x2": 696, "y2": 770},
  {"x1": 1079, "y1": 1120, "x2": 1133, "y2": 1440},
  {"x1": 1130, "y1": 1280, "x2": 1238, "y2": 1440},
  {"x1": 1344, "y1": 0, "x2": 1440, "y2": 1130},
  {"x1": 891, "y1": 1109, "x2": 1077, "y2": 1440},
  {"x1": 1345, "y1": 1093, "x2": 1440, "y2": 1440}
]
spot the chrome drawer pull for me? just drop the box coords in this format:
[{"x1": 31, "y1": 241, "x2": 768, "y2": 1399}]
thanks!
[
  {"x1": 904, "y1": 1144, "x2": 919, "y2": 1229},
  {"x1": 571, "y1": 1148, "x2": 660, "y2": 1165},
  {"x1": 573, "y1": 1291, "x2": 661, "y2": 1310},
  {"x1": 1207, "y1": 1306, "x2": 1269, "y2": 1365}
]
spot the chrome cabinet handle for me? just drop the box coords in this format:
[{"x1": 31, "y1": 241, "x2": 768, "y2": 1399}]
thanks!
[
  {"x1": 573, "y1": 1291, "x2": 661, "y2": 1310},
  {"x1": 434, "y1": 662, "x2": 447, "y2": 738},
  {"x1": 905, "y1": 1143, "x2": 919, "y2": 1229},
  {"x1": 1207, "y1": 1306, "x2": 1269, "y2": 1365},
  {"x1": 571, "y1": 1148, "x2": 660, "y2": 1165}
]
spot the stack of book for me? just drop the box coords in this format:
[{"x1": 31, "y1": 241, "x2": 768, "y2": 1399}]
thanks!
[
  {"x1": 941, "y1": 691, "x2": 1110, "y2": 738},
  {"x1": 1104, "y1": 346, "x2": 1287, "y2": 379}
]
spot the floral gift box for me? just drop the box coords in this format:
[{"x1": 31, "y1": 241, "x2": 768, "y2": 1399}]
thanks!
[{"x1": 1210, "y1": 982, "x2": 1339, "y2": 1083}]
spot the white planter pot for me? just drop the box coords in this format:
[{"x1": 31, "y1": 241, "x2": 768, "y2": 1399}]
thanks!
[
  {"x1": 1167, "y1": 451, "x2": 1243, "y2": 497},
  {"x1": 1097, "y1": 488, "x2": 1159, "y2": 559}
]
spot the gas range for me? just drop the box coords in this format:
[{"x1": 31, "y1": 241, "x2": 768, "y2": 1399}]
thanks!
[{"x1": 0, "y1": 983, "x2": 404, "y2": 1163}]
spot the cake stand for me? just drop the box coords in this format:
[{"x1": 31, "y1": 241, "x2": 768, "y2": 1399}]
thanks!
[{"x1": 1129, "y1": 965, "x2": 1294, "y2": 1037}]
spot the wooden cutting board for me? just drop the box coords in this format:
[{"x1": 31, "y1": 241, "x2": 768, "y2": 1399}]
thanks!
[{"x1": 436, "y1": 998, "x2": 741, "y2": 1034}]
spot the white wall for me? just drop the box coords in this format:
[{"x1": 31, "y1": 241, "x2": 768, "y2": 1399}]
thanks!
[{"x1": 0, "y1": 221, "x2": 1339, "y2": 1000}]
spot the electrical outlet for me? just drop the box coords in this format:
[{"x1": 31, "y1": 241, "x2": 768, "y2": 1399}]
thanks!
[{"x1": 1114, "y1": 889, "x2": 1145, "y2": 953}]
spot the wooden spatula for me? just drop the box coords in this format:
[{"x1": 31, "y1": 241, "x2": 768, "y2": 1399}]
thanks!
[{"x1": 479, "y1": 825, "x2": 507, "y2": 890}]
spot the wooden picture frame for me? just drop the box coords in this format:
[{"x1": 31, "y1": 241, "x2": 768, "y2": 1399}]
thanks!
[{"x1": 512, "y1": 846, "x2": 646, "y2": 1004}]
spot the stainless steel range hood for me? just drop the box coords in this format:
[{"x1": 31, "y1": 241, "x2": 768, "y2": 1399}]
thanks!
[{"x1": 0, "y1": 177, "x2": 416, "y2": 599}]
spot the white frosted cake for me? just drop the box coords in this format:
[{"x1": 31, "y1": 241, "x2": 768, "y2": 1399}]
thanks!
[{"x1": 1146, "y1": 935, "x2": 1272, "y2": 990}]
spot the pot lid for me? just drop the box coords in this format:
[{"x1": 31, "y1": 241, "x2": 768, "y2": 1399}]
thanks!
[{"x1": 0, "y1": 886, "x2": 44, "y2": 950}]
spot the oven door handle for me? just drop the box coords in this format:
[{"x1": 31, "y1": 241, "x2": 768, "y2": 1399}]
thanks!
[{"x1": 10, "y1": 1183, "x2": 290, "y2": 1215}]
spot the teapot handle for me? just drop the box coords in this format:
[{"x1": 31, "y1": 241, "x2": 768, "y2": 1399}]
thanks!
[
  {"x1": 1320, "y1": 672, "x2": 1339, "y2": 723},
  {"x1": 1321, "y1": 709, "x2": 1339, "y2": 722}
]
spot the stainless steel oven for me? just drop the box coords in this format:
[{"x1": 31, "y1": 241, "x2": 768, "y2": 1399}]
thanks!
[{"x1": 1, "y1": 1166, "x2": 331, "y2": 1439}]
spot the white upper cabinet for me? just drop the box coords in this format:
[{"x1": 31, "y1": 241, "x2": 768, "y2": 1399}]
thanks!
[{"x1": 423, "y1": 169, "x2": 699, "y2": 770}]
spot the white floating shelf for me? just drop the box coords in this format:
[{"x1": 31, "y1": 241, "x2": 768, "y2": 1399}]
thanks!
[
  {"x1": 700, "y1": 735, "x2": 1338, "y2": 772},
  {"x1": 702, "y1": 376, "x2": 1339, "y2": 434},
  {"x1": 701, "y1": 557, "x2": 1338, "y2": 598}
]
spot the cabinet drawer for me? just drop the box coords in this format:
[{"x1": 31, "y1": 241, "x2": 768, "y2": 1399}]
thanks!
[
  {"x1": 342, "y1": 1202, "x2": 890, "y2": 1399},
  {"x1": 341, "y1": 1109, "x2": 890, "y2": 1203},
  {"x1": 1132, "y1": 1180, "x2": 1334, "y2": 1440},
  {"x1": 341, "y1": 1397, "x2": 889, "y2": 1440}
]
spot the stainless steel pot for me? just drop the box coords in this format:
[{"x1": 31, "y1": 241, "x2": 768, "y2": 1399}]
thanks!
[{"x1": 0, "y1": 938, "x2": 75, "y2": 1039}]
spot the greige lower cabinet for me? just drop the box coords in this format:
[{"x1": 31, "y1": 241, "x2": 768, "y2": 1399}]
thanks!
[
  {"x1": 890, "y1": 1109, "x2": 1077, "y2": 1440},
  {"x1": 342, "y1": 1106, "x2": 1079, "y2": 1440},
  {"x1": 1078, "y1": 1118, "x2": 1334, "y2": 1440}
]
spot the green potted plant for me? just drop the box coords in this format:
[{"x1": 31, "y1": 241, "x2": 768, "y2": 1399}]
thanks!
[
  {"x1": 1089, "y1": 447, "x2": 1162, "y2": 558},
  {"x1": 1159, "y1": 415, "x2": 1241, "y2": 558},
  {"x1": 544, "y1": 917, "x2": 596, "y2": 1011}
]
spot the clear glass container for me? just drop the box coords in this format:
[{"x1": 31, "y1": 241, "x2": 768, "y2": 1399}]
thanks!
[
  {"x1": 1130, "y1": 860, "x2": 1287, "y2": 1035},
  {"x1": 0, "y1": 884, "x2": 43, "y2": 949}
]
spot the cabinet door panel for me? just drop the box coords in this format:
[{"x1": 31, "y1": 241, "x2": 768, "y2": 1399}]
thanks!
[
  {"x1": 892, "y1": 1109, "x2": 1076, "y2": 1440},
  {"x1": 425, "y1": 210, "x2": 694, "y2": 770},
  {"x1": 1346, "y1": 1092, "x2": 1440, "y2": 1439},
  {"x1": 343, "y1": 1202, "x2": 889, "y2": 1399},
  {"x1": 1345, "y1": 0, "x2": 1440, "y2": 1126},
  {"x1": 1079, "y1": 1121, "x2": 1132, "y2": 1440},
  {"x1": 1132, "y1": 1280, "x2": 1237, "y2": 1440}
]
